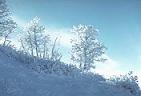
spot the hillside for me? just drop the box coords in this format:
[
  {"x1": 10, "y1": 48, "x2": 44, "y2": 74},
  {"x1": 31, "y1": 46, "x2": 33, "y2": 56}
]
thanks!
[{"x1": 0, "y1": 46, "x2": 139, "y2": 96}]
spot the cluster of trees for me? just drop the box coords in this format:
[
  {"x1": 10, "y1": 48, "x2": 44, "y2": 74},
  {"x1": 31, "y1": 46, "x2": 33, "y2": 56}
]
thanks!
[
  {"x1": 0, "y1": 0, "x2": 106, "y2": 71},
  {"x1": 20, "y1": 17, "x2": 62, "y2": 61},
  {"x1": 0, "y1": 0, "x2": 141, "y2": 95}
]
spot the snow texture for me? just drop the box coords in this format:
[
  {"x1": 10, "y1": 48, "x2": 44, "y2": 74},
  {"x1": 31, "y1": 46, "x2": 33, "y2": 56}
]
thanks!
[{"x1": 0, "y1": 46, "x2": 140, "y2": 96}]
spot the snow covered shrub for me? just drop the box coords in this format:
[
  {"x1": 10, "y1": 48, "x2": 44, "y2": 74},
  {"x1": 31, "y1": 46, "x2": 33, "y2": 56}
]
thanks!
[
  {"x1": 0, "y1": 44, "x2": 105, "y2": 80},
  {"x1": 0, "y1": 45, "x2": 33, "y2": 64},
  {"x1": 36, "y1": 60, "x2": 81, "y2": 76},
  {"x1": 109, "y1": 71, "x2": 141, "y2": 96},
  {"x1": 85, "y1": 72, "x2": 105, "y2": 81},
  {"x1": 0, "y1": 45, "x2": 81, "y2": 76}
]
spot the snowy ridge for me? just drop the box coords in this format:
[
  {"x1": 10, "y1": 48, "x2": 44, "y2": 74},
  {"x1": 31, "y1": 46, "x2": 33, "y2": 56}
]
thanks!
[{"x1": 0, "y1": 46, "x2": 140, "y2": 96}]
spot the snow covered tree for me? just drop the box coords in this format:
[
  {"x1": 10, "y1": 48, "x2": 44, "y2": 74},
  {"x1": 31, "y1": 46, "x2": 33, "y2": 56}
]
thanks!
[
  {"x1": 71, "y1": 24, "x2": 106, "y2": 71},
  {"x1": 0, "y1": 0, "x2": 16, "y2": 45},
  {"x1": 20, "y1": 17, "x2": 62, "y2": 61},
  {"x1": 20, "y1": 17, "x2": 50, "y2": 58}
]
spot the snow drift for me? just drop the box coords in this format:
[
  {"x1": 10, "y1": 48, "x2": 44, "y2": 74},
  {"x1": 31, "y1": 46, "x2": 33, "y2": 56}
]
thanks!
[{"x1": 0, "y1": 46, "x2": 140, "y2": 96}]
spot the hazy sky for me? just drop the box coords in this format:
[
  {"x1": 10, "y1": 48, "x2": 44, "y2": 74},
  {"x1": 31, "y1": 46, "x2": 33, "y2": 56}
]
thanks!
[{"x1": 7, "y1": 0, "x2": 141, "y2": 81}]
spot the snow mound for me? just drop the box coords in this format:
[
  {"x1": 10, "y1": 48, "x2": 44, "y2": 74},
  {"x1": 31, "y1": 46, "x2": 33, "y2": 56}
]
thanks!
[{"x1": 0, "y1": 46, "x2": 138, "y2": 96}]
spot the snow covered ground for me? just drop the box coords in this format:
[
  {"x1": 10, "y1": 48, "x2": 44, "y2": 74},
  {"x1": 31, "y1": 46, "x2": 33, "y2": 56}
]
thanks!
[{"x1": 0, "y1": 47, "x2": 139, "y2": 96}]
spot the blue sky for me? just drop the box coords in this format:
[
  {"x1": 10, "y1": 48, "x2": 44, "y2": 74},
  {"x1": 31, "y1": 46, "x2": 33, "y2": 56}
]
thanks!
[{"x1": 7, "y1": 0, "x2": 141, "y2": 80}]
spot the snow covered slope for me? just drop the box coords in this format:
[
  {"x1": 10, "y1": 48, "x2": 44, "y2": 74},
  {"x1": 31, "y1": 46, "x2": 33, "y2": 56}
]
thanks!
[{"x1": 0, "y1": 48, "x2": 136, "y2": 96}]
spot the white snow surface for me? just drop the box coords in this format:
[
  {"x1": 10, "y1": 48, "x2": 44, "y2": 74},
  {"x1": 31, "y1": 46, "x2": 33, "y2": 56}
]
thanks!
[{"x1": 0, "y1": 48, "x2": 136, "y2": 96}]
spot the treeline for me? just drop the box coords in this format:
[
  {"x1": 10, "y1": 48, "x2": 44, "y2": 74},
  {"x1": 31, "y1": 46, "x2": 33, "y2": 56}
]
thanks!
[{"x1": 0, "y1": 0, "x2": 106, "y2": 72}]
